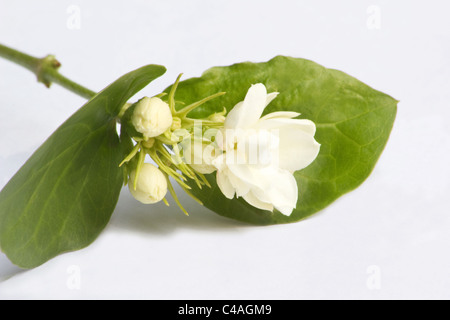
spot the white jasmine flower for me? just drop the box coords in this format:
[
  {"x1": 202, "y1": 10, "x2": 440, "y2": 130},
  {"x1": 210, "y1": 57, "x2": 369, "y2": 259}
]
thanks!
[
  {"x1": 132, "y1": 97, "x2": 173, "y2": 138},
  {"x1": 213, "y1": 83, "x2": 320, "y2": 216},
  {"x1": 129, "y1": 163, "x2": 167, "y2": 204}
]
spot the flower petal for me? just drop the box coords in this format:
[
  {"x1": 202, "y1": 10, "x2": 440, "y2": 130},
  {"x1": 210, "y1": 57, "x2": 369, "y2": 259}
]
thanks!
[
  {"x1": 216, "y1": 169, "x2": 235, "y2": 199},
  {"x1": 258, "y1": 117, "x2": 317, "y2": 135},
  {"x1": 265, "y1": 92, "x2": 279, "y2": 107},
  {"x1": 260, "y1": 111, "x2": 300, "y2": 121},
  {"x1": 227, "y1": 163, "x2": 298, "y2": 215},
  {"x1": 227, "y1": 163, "x2": 266, "y2": 190},
  {"x1": 226, "y1": 168, "x2": 251, "y2": 197},
  {"x1": 258, "y1": 118, "x2": 320, "y2": 172},
  {"x1": 224, "y1": 83, "x2": 268, "y2": 129},
  {"x1": 223, "y1": 102, "x2": 243, "y2": 129},
  {"x1": 251, "y1": 167, "x2": 298, "y2": 216},
  {"x1": 243, "y1": 191, "x2": 274, "y2": 212}
]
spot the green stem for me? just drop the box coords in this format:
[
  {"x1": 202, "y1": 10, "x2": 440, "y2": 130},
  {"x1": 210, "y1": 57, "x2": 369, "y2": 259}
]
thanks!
[{"x1": 0, "y1": 43, "x2": 96, "y2": 100}]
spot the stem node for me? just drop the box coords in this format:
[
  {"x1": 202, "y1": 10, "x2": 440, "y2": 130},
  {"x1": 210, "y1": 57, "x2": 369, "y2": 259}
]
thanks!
[
  {"x1": 0, "y1": 43, "x2": 95, "y2": 99},
  {"x1": 36, "y1": 55, "x2": 61, "y2": 88}
]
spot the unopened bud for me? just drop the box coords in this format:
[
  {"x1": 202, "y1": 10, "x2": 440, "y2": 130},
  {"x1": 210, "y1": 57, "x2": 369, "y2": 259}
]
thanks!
[
  {"x1": 129, "y1": 163, "x2": 167, "y2": 204},
  {"x1": 132, "y1": 97, "x2": 173, "y2": 138},
  {"x1": 208, "y1": 108, "x2": 227, "y2": 123},
  {"x1": 208, "y1": 113, "x2": 226, "y2": 123},
  {"x1": 171, "y1": 117, "x2": 182, "y2": 130},
  {"x1": 142, "y1": 138, "x2": 155, "y2": 149}
]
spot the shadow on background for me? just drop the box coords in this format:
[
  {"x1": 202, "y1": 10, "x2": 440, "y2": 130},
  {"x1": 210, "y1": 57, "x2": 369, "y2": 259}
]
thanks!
[
  {"x1": 0, "y1": 254, "x2": 25, "y2": 283},
  {"x1": 109, "y1": 184, "x2": 249, "y2": 237}
]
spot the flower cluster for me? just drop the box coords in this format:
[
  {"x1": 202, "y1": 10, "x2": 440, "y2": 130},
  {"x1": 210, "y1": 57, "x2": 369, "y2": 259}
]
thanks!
[
  {"x1": 119, "y1": 75, "x2": 225, "y2": 215},
  {"x1": 119, "y1": 77, "x2": 320, "y2": 216}
]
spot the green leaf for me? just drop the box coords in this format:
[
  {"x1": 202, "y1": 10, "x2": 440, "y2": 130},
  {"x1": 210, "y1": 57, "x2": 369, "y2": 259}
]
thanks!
[
  {"x1": 0, "y1": 64, "x2": 166, "y2": 268},
  {"x1": 166, "y1": 56, "x2": 397, "y2": 225}
]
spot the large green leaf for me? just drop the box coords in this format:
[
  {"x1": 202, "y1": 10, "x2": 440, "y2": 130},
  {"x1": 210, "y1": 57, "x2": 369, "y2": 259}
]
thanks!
[
  {"x1": 0, "y1": 65, "x2": 166, "y2": 268},
  {"x1": 166, "y1": 56, "x2": 397, "y2": 225}
]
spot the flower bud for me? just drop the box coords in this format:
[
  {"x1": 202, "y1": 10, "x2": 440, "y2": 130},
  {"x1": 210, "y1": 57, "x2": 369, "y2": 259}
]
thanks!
[
  {"x1": 208, "y1": 112, "x2": 226, "y2": 123},
  {"x1": 207, "y1": 107, "x2": 227, "y2": 123},
  {"x1": 171, "y1": 117, "x2": 182, "y2": 131},
  {"x1": 132, "y1": 97, "x2": 173, "y2": 138},
  {"x1": 129, "y1": 163, "x2": 167, "y2": 204},
  {"x1": 183, "y1": 141, "x2": 218, "y2": 174},
  {"x1": 142, "y1": 138, "x2": 155, "y2": 149}
]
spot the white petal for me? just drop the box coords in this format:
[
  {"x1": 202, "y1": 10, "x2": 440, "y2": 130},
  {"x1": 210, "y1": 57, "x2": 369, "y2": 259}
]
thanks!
[
  {"x1": 275, "y1": 205, "x2": 296, "y2": 216},
  {"x1": 251, "y1": 167, "x2": 298, "y2": 216},
  {"x1": 224, "y1": 102, "x2": 243, "y2": 129},
  {"x1": 258, "y1": 117, "x2": 316, "y2": 135},
  {"x1": 216, "y1": 169, "x2": 235, "y2": 199},
  {"x1": 258, "y1": 118, "x2": 320, "y2": 172},
  {"x1": 246, "y1": 129, "x2": 280, "y2": 167},
  {"x1": 260, "y1": 111, "x2": 300, "y2": 121},
  {"x1": 228, "y1": 164, "x2": 298, "y2": 212},
  {"x1": 212, "y1": 153, "x2": 226, "y2": 171},
  {"x1": 265, "y1": 92, "x2": 279, "y2": 107},
  {"x1": 243, "y1": 191, "x2": 274, "y2": 212},
  {"x1": 227, "y1": 163, "x2": 266, "y2": 190},
  {"x1": 224, "y1": 84, "x2": 268, "y2": 129},
  {"x1": 229, "y1": 174, "x2": 250, "y2": 198}
]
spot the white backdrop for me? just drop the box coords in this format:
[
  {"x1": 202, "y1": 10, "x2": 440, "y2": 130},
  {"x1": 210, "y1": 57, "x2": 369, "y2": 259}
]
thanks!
[{"x1": 0, "y1": 0, "x2": 449, "y2": 299}]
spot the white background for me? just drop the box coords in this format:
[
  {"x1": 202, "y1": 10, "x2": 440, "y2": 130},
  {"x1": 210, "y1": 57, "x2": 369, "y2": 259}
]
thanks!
[{"x1": 0, "y1": 0, "x2": 449, "y2": 300}]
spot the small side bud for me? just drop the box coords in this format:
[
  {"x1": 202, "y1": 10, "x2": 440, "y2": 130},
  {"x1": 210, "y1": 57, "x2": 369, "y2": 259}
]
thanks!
[
  {"x1": 132, "y1": 97, "x2": 173, "y2": 138},
  {"x1": 171, "y1": 117, "x2": 182, "y2": 130},
  {"x1": 129, "y1": 163, "x2": 167, "y2": 204},
  {"x1": 208, "y1": 113, "x2": 226, "y2": 123},
  {"x1": 142, "y1": 138, "x2": 155, "y2": 149},
  {"x1": 207, "y1": 108, "x2": 227, "y2": 123}
]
